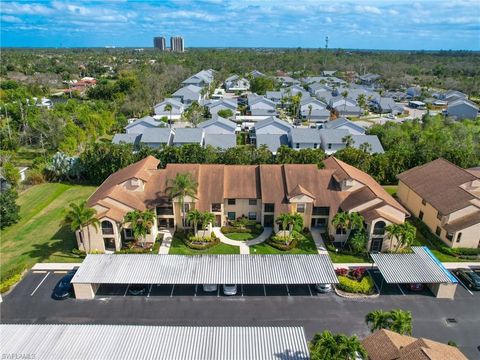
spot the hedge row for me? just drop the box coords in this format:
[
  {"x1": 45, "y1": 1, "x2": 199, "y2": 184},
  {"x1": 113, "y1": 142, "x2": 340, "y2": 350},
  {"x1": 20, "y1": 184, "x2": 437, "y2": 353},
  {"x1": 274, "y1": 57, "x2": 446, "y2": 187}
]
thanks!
[
  {"x1": 0, "y1": 265, "x2": 26, "y2": 294},
  {"x1": 337, "y1": 275, "x2": 375, "y2": 295}
]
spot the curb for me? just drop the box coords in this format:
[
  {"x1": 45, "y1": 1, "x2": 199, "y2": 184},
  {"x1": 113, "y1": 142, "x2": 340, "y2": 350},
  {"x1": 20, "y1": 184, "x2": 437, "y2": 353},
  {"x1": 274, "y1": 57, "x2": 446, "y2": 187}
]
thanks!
[{"x1": 334, "y1": 286, "x2": 379, "y2": 299}]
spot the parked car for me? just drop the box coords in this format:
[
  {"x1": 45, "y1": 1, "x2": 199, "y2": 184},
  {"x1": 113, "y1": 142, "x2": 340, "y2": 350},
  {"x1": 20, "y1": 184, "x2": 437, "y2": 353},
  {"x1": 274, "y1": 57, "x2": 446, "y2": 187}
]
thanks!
[
  {"x1": 222, "y1": 284, "x2": 237, "y2": 296},
  {"x1": 315, "y1": 283, "x2": 332, "y2": 293},
  {"x1": 202, "y1": 284, "x2": 218, "y2": 292},
  {"x1": 128, "y1": 284, "x2": 148, "y2": 296},
  {"x1": 52, "y1": 270, "x2": 76, "y2": 300},
  {"x1": 408, "y1": 283, "x2": 424, "y2": 291},
  {"x1": 454, "y1": 269, "x2": 480, "y2": 290}
]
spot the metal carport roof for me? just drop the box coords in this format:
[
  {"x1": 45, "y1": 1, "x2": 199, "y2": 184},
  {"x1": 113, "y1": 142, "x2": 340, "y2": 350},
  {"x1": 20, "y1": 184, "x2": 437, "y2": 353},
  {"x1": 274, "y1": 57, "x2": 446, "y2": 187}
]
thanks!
[
  {"x1": 370, "y1": 246, "x2": 457, "y2": 284},
  {"x1": 0, "y1": 324, "x2": 310, "y2": 360},
  {"x1": 71, "y1": 254, "x2": 338, "y2": 285}
]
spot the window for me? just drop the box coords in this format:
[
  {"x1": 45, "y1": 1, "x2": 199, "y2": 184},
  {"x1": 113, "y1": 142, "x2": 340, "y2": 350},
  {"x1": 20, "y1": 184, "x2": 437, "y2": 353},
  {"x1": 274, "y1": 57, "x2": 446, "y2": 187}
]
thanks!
[
  {"x1": 184, "y1": 203, "x2": 190, "y2": 213},
  {"x1": 336, "y1": 227, "x2": 347, "y2": 235},
  {"x1": 446, "y1": 232, "x2": 453, "y2": 241},
  {"x1": 373, "y1": 221, "x2": 386, "y2": 235},
  {"x1": 227, "y1": 212, "x2": 236, "y2": 221},
  {"x1": 419, "y1": 210, "x2": 424, "y2": 220},
  {"x1": 297, "y1": 204, "x2": 305, "y2": 213},
  {"x1": 313, "y1": 143, "x2": 318, "y2": 149},
  {"x1": 421, "y1": 199, "x2": 426, "y2": 206},
  {"x1": 248, "y1": 212, "x2": 257, "y2": 221},
  {"x1": 101, "y1": 220, "x2": 114, "y2": 235},
  {"x1": 264, "y1": 203, "x2": 275, "y2": 213},
  {"x1": 212, "y1": 203, "x2": 221, "y2": 212},
  {"x1": 456, "y1": 232, "x2": 462, "y2": 243},
  {"x1": 313, "y1": 207, "x2": 329, "y2": 216},
  {"x1": 295, "y1": 143, "x2": 299, "y2": 149},
  {"x1": 249, "y1": 199, "x2": 257, "y2": 206},
  {"x1": 435, "y1": 226, "x2": 442, "y2": 236},
  {"x1": 436, "y1": 212, "x2": 442, "y2": 221},
  {"x1": 124, "y1": 228, "x2": 133, "y2": 238},
  {"x1": 328, "y1": 143, "x2": 332, "y2": 149},
  {"x1": 228, "y1": 198, "x2": 236, "y2": 205},
  {"x1": 156, "y1": 204, "x2": 173, "y2": 216}
]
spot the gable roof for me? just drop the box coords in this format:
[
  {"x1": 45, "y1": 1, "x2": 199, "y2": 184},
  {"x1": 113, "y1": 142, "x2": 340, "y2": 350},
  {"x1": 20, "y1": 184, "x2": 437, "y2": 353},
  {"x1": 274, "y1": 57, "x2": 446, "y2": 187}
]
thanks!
[
  {"x1": 256, "y1": 134, "x2": 289, "y2": 153},
  {"x1": 290, "y1": 128, "x2": 321, "y2": 144},
  {"x1": 319, "y1": 128, "x2": 350, "y2": 144},
  {"x1": 139, "y1": 128, "x2": 172, "y2": 144},
  {"x1": 197, "y1": 116, "x2": 237, "y2": 132},
  {"x1": 447, "y1": 98, "x2": 479, "y2": 111},
  {"x1": 172, "y1": 85, "x2": 202, "y2": 97},
  {"x1": 255, "y1": 117, "x2": 293, "y2": 133},
  {"x1": 172, "y1": 128, "x2": 204, "y2": 144},
  {"x1": 324, "y1": 118, "x2": 365, "y2": 134},
  {"x1": 125, "y1": 116, "x2": 160, "y2": 130},
  {"x1": 351, "y1": 135, "x2": 384, "y2": 153},
  {"x1": 112, "y1": 133, "x2": 141, "y2": 145},
  {"x1": 154, "y1": 98, "x2": 183, "y2": 109},
  {"x1": 397, "y1": 158, "x2": 479, "y2": 215},
  {"x1": 204, "y1": 134, "x2": 236, "y2": 149}
]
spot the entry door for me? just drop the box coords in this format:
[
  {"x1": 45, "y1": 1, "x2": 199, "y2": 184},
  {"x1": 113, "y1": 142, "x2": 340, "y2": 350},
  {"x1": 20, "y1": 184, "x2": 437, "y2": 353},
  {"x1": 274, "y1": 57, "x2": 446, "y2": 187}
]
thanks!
[
  {"x1": 215, "y1": 215, "x2": 222, "y2": 227},
  {"x1": 370, "y1": 238, "x2": 383, "y2": 252},
  {"x1": 104, "y1": 238, "x2": 116, "y2": 251},
  {"x1": 264, "y1": 215, "x2": 274, "y2": 227}
]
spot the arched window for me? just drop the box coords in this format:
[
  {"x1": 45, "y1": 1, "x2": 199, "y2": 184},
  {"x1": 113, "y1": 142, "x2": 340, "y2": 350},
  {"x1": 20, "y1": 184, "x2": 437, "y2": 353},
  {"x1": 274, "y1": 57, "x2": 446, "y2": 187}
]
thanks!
[
  {"x1": 373, "y1": 221, "x2": 386, "y2": 235},
  {"x1": 101, "y1": 220, "x2": 114, "y2": 235}
]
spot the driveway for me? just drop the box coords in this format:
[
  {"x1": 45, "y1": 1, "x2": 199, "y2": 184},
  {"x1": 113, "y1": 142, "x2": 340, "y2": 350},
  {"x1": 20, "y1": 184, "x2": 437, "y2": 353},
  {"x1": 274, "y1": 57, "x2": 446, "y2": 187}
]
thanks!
[{"x1": 2, "y1": 271, "x2": 479, "y2": 359}]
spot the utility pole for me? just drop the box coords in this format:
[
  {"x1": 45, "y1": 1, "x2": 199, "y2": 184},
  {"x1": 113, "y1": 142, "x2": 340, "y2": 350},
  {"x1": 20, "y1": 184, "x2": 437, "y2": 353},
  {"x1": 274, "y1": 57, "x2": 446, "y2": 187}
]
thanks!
[{"x1": 323, "y1": 36, "x2": 329, "y2": 69}]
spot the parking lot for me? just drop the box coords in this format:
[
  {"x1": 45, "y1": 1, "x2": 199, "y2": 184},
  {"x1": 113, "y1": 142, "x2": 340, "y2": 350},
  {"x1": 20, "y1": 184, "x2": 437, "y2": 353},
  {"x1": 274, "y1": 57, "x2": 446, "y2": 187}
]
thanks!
[
  {"x1": 368, "y1": 269, "x2": 434, "y2": 297},
  {"x1": 2, "y1": 270, "x2": 479, "y2": 359}
]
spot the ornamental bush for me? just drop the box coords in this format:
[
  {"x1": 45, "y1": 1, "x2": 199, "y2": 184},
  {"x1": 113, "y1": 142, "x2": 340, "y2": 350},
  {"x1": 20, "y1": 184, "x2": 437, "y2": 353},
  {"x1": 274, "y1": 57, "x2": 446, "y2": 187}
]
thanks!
[{"x1": 337, "y1": 275, "x2": 375, "y2": 295}]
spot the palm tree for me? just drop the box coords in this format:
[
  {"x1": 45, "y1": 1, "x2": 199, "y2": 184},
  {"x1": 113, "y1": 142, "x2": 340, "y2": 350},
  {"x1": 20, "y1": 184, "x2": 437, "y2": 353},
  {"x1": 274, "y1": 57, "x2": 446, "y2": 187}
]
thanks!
[
  {"x1": 186, "y1": 209, "x2": 202, "y2": 236},
  {"x1": 308, "y1": 104, "x2": 313, "y2": 122},
  {"x1": 332, "y1": 211, "x2": 350, "y2": 235},
  {"x1": 164, "y1": 103, "x2": 173, "y2": 126},
  {"x1": 123, "y1": 210, "x2": 156, "y2": 248},
  {"x1": 385, "y1": 223, "x2": 404, "y2": 252},
  {"x1": 349, "y1": 230, "x2": 368, "y2": 254},
  {"x1": 357, "y1": 93, "x2": 367, "y2": 114},
  {"x1": 166, "y1": 172, "x2": 198, "y2": 228},
  {"x1": 342, "y1": 134, "x2": 354, "y2": 148},
  {"x1": 64, "y1": 201, "x2": 99, "y2": 253},
  {"x1": 359, "y1": 142, "x2": 372, "y2": 153},
  {"x1": 349, "y1": 212, "x2": 365, "y2": 231},
  {"x1": 309, "y1": 331, "x2": 367, "y2": 360},
  {"x1": 200, "y1": 212, "x2": 215, "y2": 239},
  {"x1": 337, "y1": 334, "x2": 368, "y2": 360},
  {"x1": 276, "y1": 213, "x2": 294, "y2": 242},
  {"x1": 389, "y1": 309, "x2": 412, "y2": 335},
  {"x1": 365, "y1": 310, "x2": 391, "y2": 333},
  {"x1": 341, "y1": 90, "x2": 349, "y2": 113},
  {"x1": 394, "y1": 222, "x2": 416, "y2": 252}
]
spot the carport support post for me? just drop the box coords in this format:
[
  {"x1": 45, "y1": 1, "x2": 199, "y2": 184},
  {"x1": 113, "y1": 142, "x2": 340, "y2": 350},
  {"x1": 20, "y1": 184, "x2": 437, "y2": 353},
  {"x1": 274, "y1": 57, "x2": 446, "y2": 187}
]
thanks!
[
  {"x1": 380, "y1": 277, "x2": 384, "y2": 293},
  {"x1": 73, "y1": 283, "x2": 96, "y2": 300}
]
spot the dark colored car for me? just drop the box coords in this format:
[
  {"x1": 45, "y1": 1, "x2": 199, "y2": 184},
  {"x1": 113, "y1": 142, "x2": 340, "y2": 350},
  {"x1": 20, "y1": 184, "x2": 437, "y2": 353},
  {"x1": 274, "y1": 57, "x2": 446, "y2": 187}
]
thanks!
[
  {"x1": 455, "y1": 269, "x2": 480, "y2": 290},
  {"x1": 128, "y1": 284, "x2": 148, "y2": 296},
  {"x1": 408, "y1": 283, "x2": 424, "y2": 291},
  {"x1": 52, "y1": 270, "x2": 76, "y2": 300}
]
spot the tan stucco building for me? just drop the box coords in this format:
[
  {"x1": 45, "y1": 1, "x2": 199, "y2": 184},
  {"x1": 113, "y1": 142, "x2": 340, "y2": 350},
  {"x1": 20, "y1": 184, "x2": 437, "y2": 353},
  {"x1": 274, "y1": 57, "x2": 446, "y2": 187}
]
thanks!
[
  {"x1": 397, "y1": 158, "x2": 480, "y2": 249},
  {"x1": 78, "y1": 156, "x2": 408, "y2": 253}
]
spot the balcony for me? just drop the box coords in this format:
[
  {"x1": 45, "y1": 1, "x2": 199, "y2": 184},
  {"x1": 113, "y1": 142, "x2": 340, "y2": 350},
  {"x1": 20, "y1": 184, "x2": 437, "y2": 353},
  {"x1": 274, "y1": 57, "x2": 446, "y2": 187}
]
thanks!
[
  {"x1": 212, "y1": 203, "x2": 221, "y2": 212},
  {"x1": 156, "y1": 207, "x2": 174, "y2": 216},
  {"x1": 102, "y1": 227, "x2": 114, "y2": 235}
]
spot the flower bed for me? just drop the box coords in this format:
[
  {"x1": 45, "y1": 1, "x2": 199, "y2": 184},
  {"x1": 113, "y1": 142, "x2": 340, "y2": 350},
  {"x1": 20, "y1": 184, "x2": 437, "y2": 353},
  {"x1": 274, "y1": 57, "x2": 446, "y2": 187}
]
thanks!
[
  {"x1": 335, "y1": 268, "x2": 375, "y2": 295},
  {"x1": 265, "y1": 230, "x2": 305, "y2": 251},
  {"x1": 221, "y1": 223, "x2": 264, "y2": 241},
  {"x1": 175, "y1": 230, "x2": 219, "y2": 250}
]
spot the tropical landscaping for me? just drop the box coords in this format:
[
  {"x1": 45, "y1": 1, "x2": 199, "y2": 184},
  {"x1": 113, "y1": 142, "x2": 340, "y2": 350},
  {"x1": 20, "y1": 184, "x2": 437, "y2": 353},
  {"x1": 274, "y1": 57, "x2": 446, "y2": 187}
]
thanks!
[
  {"x1": 221, "y1": 217, "x2": 264, "y2": 241},
  {"x1": 168, "y1": 231, "x2": 240, "y2": 255}
]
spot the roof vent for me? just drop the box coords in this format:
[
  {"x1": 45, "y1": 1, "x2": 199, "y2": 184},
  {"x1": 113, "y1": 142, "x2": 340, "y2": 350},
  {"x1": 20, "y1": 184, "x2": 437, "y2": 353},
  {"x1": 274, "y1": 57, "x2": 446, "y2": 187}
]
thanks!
[{"x1": 446, "y1": 318, "x2": 457, "y2": 324}]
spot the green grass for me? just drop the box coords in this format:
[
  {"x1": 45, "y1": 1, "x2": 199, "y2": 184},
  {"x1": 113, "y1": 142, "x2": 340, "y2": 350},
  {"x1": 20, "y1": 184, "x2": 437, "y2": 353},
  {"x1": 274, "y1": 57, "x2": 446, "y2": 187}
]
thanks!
[
  {"x1": 382, "y1": 185, "x2": 398, "y2": 196},
  {"x1": 14, "y1": 146, "x2": 48, "y2": 167},
  {"x1": 411, "y1": 227, "x2": 467, "y2": 262},
  {"x1": 0, "y1": 183, "x2": 96, "y2": 280},
  {"x1": 327, "y1": 251, "x2": 369, "y2": 263},
  {"x1": 168, "y1": 233, "x2": 240, "y2": 254},
  {"x1": 225, "y1": 232, "x2": 256, "y2": 241},
  {"x1": 250, "y1": 232, "x2": 318, "y2": 254}
]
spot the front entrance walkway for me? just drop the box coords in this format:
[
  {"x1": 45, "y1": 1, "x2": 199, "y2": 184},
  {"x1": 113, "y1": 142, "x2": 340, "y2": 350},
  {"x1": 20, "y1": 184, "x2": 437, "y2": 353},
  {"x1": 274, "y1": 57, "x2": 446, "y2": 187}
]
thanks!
[
  {"x1": 212, "y1": 227, "x2": 272, "y2": 254},
  {"x1": 158, "y1": 228, "x2": 174, "y2": 254},
  {"x1": 310, "y1": 229, "x2": 328, "y2": 254}
]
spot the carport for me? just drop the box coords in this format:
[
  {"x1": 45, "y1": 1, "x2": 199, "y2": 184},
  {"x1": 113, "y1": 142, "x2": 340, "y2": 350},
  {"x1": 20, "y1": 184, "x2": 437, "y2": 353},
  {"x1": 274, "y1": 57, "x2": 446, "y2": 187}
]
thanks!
[
  {"x1": 71, "y1": 254, "x2": 338, "y2": 299},
  {"x1": 370, "y1": 246, "x2": 458, "y2": 299}
]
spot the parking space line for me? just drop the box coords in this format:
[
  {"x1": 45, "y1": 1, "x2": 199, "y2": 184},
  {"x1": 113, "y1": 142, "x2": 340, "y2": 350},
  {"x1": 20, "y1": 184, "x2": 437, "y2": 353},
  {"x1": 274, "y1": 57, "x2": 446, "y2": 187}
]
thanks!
[
  {"x1": 30, "y1": 272, "x2": 50, "y2": 296},
  {"x1": 53, "y1": 271, "x2": 67, "y2": 274},
  {"x1": 451, "y1": 273, "x2": 473, "y2": 295},
  {"x1": 32, "y1": 271, "x2": 47, "y2": 274},
  {"x1": 147, "y1": 284, "x2": 153, "y2": 298},
  {"x1": 124, "y1": 285, "x2": 130, "y2": 296},
  {"x1": 170, "y1": 284, "x2": 175, "y2": 297},
  {"x1": 397, "y1": 284, "x2": 405, "y2": 296}
]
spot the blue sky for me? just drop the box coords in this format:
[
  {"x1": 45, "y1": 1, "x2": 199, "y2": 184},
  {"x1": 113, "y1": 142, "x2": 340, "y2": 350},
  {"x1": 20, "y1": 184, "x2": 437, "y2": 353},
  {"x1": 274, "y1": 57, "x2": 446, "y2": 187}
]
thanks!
[{"x1": 1, "y1": 0, "x2": 479, "y2": 50}]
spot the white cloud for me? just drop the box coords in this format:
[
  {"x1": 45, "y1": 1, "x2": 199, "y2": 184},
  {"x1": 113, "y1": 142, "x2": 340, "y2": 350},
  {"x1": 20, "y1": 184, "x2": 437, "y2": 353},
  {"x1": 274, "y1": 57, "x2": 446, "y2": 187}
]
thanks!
[
  {"x1": 325, "y1": 16, "x2": 332, "y2": 23},
  {"x1": 1, "y1": 2, "x2": 52, "y2": 15},
  {"x1": 388, "y1": 9, "x2": 399, "y2": 15},
  {"x1": 355, "y1": 5, "x2": 382, "y2": 15},
  {"x1": 1, "y1": 15, "x2": 23, "y2": 23}
]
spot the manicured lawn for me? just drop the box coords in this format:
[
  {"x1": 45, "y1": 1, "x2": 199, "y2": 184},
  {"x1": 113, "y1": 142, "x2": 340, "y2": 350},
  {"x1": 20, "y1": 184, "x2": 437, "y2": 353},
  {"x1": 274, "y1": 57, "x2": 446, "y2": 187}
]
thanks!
[
  {"x1": 225, "y1": 232, "x2": 256, "y2": 241},
  {"x1": 327, "y1": 251, "x2": 369, "y2": 263},
  {"x1": 382, "y1": 185, "x2": 398, "y2": 196},
  {"x1": 0, "y1": 183, "x2": 96, "y2": 280},
  {"x1": 250, "y1": 232, "x2": 317, "y2": 254},
  {"x1": 168, "y1": 233, "x2": 240, "y2": 255}
]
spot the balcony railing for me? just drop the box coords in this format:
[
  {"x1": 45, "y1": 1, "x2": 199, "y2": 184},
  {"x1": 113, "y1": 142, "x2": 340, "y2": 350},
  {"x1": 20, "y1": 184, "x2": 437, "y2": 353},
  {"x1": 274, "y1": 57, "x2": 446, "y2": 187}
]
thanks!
[
  {"x1": 157, "y1": 207, "x2": 174, "y2": 216},
  {"x1": 102, "y1": 228, "x2": 114, "y2": 235}
]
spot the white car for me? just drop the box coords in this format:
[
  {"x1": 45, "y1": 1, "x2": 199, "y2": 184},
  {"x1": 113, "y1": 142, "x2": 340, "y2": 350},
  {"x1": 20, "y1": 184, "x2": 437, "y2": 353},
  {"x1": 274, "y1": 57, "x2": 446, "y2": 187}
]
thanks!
[
  {"x1": 202, "y1": 284, "x2": 218, "y2": 292},
  {"x1": 223, "y1": 284, "x2": 237, "y2": 296},
  {"x1": 315, "y1": 283, "x2": 332, "y2": 293}
]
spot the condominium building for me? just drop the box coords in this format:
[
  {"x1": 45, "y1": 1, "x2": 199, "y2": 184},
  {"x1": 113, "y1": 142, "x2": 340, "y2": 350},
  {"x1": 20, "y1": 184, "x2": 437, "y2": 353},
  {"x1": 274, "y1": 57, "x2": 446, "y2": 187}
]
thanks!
[
  {"x1": 170, "y1": 36, "x2": 184, "y2": 52},
  {"x1": 397, "y1": 158, "x2": 480, "y2": 248},
  {"x1": 153, "y1": 36, "x2": 166, "y2": 51},
  {"x1": 77, "y1": 156, "x2": 407, "y2": 253}
]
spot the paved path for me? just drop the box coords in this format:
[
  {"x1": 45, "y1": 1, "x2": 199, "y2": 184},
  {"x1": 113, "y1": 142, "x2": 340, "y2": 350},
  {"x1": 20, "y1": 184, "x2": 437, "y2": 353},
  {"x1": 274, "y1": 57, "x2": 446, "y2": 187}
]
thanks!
[
  {"x1": 158, "y1": 229, "x2": 174, "y2": 255},
  {"x1": 310, "y1": 229, "x2": 328, "y2": 254},
  {"x1": 212, "y1": 227, "x2": 272, "y2": 255}
]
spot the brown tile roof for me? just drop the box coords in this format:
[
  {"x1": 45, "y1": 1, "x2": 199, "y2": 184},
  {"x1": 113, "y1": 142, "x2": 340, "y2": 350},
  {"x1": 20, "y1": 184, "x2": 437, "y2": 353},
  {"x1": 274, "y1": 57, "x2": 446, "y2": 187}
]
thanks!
[
  {"x1": 362, "y1": 330, "x2": 468, "y2": 360},
  {"x1": 340, "y1": 187, "x2": 377, "y2": 212},
  {"x1": 443, "y1": 210, "x2": 480, "y2": 232},
  {"x1": 223, "y1": 165, "x2": 261, "y2": 199},
  {"x1": 397, "y1": 158, "x2": 478, "y2": 215},
  {"x1": 287, "y1": 184, "x2": 316, "y2": 200},
  {"x1": 324, "y1": 156, "x2": 408, "y2": 215}
]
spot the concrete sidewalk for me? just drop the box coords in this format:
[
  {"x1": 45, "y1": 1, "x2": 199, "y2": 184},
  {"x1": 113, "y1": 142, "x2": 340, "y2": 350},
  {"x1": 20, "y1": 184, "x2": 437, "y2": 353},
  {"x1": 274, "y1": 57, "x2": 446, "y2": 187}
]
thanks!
[
  {"x1": 310, "y1": 229, "x2": 328, "y2": 254},
  {"x1": 32, "y1": 263, "x2": 80, "y2": 271},
  {"x1": 212, "y1": 227, "x2": 272, "y2": 254},
  {"x1": 158, "y1": 229, "x2": 174, "y2": 254}
]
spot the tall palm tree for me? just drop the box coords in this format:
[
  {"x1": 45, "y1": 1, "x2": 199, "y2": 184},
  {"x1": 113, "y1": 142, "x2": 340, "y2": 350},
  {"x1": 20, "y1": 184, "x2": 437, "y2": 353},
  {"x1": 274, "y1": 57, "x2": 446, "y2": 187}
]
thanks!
[
  {"x1": 341, "y1": 90, "x2": 349, "y2": 113},
  {"x1": 342, "y1": 134, "x2": 354, "y2": 148},
  {"x1": 349, "y1": 212, "x2": 365, "y2": 231},
  {"x1": 385, "y1": 223, "x2": 403, "y2": 252},
  {"x1": 64, "y1": 201, "x2": 99, "y2": 253},
  {"x1": 357, "y1": 93, "x2": 367, "y2": 114},
  {"x1": 359, "y1": 142, "x2": 372, "y2": 153},
  {"x1": 394, "y1": 222, "x2": 416, "y2": 252},
  {"x1": 276, "y1": 213, "x2": 293, "y2": 242},
  {"x1": 389, "y1": 309, "x2": 412, "y2": 335},
  {"x1": 309, "y1": 331, "x2": 367, "y2": 360},
  {"x1": 308, "y1": 104, "x2": 313, "y2": 122},
  {"x1": 166, "y1": 172, "x2": 198, "y2": 228},
  {"x1": 164, "y1": 103, "x2": 173, "y2": 126},
  {"x1": 337, "y1": 334, "x2": 368, "y2": 360},
  {"x1": 123, "y1": 210, "x2": 156, "y2": 248},
  {"x1": 365, "y1": 309, "x2": 391, "y2": 333},
  {"x1": 331, "y1": 211, "x2": 351, "y2": 235},
  {"x1": 200, "y1": 212, "x2": 215, "y2": 239},
  {"x1": 186, "y1": 209, "x2": 202, "y2": 236}
]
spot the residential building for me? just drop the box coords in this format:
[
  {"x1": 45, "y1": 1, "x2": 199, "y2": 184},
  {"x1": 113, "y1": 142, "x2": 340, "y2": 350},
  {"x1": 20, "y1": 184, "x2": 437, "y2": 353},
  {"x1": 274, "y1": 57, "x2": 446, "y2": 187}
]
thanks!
[
  {"x1": 171, "y1": 85, "x2": 203, "y2": 105},
  {"x1": 125, "y1": 116, "x2": 164, "y2": 134},
  {"x1": 406, "y1": 86, "x2": 421, "y2": 99},
  {"x1": 358, "y1": 73, "x2": 381, "y2": 86},
  {"x1": 323, "y1": 118, "x2": 366, "y2": 135},
  {"x1": 250, "y1": 70, "x2": 265, "y2": 78},
  {"x1": 171, "y1": 128, "x2": 204, "y2": 147},
  {"x1": 442, "y1": 89, "x2": 468, "y2": 103},
  {"x1": 276, "y1": 76, "x2": 300, "y2": 87},
  {"x1": 78, "y1": 156, "x2": 407, "y2": 252},
  {"x1": 397, "y1": 158, "x2": 480, "y2": 248},
  {"x1": 197, "y1": 116, "x2": 237, "y2": 134},
  {"x1": 319, "y1": 129, "x2": 349, "y2": 154},
  {"x1": 256, "y1": 134, "x2": 289, "y2": 154},
  {"x1": 224, "y1": 75, "x2": 250, "y2": 92},
  {"x1": 266, "y1": 90, "x2": 285, "y2": 104},
  {"x1": 362, "y1": 329, "x2": 468, "y2": 360},
  {"x1": 154, "y1": 98, "x2": 185, "y2": 120},
  {"x1": 446, "y1": 99, "x2": 479, "y2": 120},
  {"x1": 204, "y1": 134, "x2": 236, "y2": 149},
  {"x1": 153, "y1": 36, "x2": 166, "y2": 51},
  {"x1": 139, "y1": 128, "x2": 173, "y2": 148},
  {"x1": 248, "y1": 96, "x2": 278, "y2": 117},
  {"x1": 252, "y1": 116, "x2": 293, "y2": 137},
  {"x1": 170, "y1": 36, "x2": 184, "y2": 52},
  {"x1": 300, "y1": 98, "x2": 328, "y2": 120},
  {"x1": 112, "y1": 133, "x2": 141, "y2": 146},
  {"x1": 181, "y1": 69, "x2": 214, "y2": 88},
  {"x1": 373, "y1": 97, "x2": 404, "y2": 115},
  {"x1": 206, "y1": 99, "x2": 238, "y2": 117},
  {"x1": 350, "y1": 135, "x2": 384, "y2": 153},
  {"x1": 289, "y1": 128, "x2": 321, "y2": 150}
]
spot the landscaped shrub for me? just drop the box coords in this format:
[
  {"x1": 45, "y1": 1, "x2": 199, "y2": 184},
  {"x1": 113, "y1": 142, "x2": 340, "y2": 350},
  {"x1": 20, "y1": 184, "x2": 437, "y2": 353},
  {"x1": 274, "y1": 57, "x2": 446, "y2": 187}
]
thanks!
[
  {"x1": 0, "y1": 265, "x2": 26, "y2": 293},
  {"x1": 24, "y1": 169, "x2": 45, "y2": 185},
  {"x1": 335, "y1": 268, "x2": 348, "y2": 276},
  {"x1": 351, "y1": 267, "x2": 367, "y2": 280},
  {"x1": 221, "y1": 226, "x2": 250, "y2": 234},
  {"x1": 266, "y1": 231, "x2": 304, "y2": 250},
  {"x1": 337, "y1": 275, "x2": 375, "y2": 295},
  {"x1": 174, "y1": 230, "x2": 220, "y2": 250}
]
